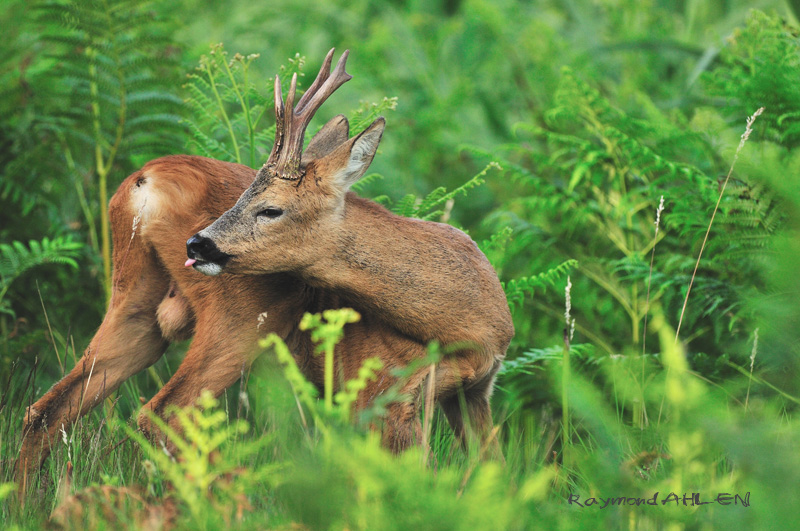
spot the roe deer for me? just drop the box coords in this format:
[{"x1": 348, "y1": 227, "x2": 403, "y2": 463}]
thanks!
[
  {"x1": 17, "y1": 49, "x2": 513, "y2": 496},
  {"x1": 188, "y1": 49, "x2": 513, "y2": 448}
]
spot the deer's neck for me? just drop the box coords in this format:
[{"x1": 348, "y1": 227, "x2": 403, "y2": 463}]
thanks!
[
  {"x1": 302, "y1": 194, "x2": 481, "y2": 345},
  {"x1": 304, "y1": 195, "x2": 414, "y2": 291},
  {"x1": 301, "y1": 193, "x2": 512, "y2": 354}
]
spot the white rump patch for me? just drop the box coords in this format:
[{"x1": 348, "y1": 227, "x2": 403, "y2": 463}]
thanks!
[{"x1": 130, "y1": 170, "x2": 163, "y2": 231}]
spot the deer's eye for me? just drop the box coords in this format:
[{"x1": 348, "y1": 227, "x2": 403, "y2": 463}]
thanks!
[{"x1": 257, "y1": 207, "x2": 284, "y2": 219}]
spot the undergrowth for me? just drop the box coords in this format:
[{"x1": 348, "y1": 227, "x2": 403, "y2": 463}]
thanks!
[{"x1": 2, "y1": 3, "x2": 800, "y2": 530}]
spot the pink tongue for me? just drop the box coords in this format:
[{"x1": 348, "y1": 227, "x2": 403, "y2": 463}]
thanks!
[{"x1": 184, "y1": 258, "x2": 197, "y2": 267}]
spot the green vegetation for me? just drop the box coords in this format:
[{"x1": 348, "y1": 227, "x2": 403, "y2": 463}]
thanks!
[{"x1": 2, "y1": 0, "x2": 800, "y2": 528}]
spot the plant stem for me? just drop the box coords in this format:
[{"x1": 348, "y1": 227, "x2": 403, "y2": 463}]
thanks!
[
  {"x1": 675, "y1": 108, "x2": 764, "y2": 342},
  {"x1": 87, "y1": 3, "x2": 129, "y2": 303},
  {"x1": 206, "y1": 58, "x2": 241, "y2": 164},
  {"x1": 744, "y1": 328, "x2": 758, "y2": 412},
  {"x1": 562, "y1": 276, "x2": 572, "y2": 468},
  {"x1": 222, "y1": 57, "x2": 256, "y2": 167},
  {"x1": 562, "y1": 331, "x2": 570, "y2": 468},
  {"x1": 87, "y1": 45, "x2": 112, "y2": 302},
  {"x1": 324, "y1": 343, "x2": 334, "y2": 412}
]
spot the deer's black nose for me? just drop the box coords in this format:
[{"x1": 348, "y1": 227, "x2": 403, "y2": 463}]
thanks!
[{"x1": 186, "y1": 234, "x2": 231, "y2": 265}]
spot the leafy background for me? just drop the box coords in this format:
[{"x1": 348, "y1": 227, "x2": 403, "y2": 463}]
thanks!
[{"x1": 2, "y1": 0, "x2": 800, "y2": 528}]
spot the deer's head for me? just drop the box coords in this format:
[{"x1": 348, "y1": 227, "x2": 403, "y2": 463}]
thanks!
[{"x1": 186, "y1": 49, "x2": 384, "y2": 276}]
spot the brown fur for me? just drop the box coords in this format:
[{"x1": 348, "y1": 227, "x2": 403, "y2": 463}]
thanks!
[
  {"x1": 16, "y1": 152, "x2": 512, "y2": 493},
  {"x1": 50, "y1": 485, "x2": 176, "y2": 530},
  {"x1": 156, "y1": 282, "x2": 195, "y2": 342},
  {"x1": 197, "y1": 116, "x2": 514, "y2": 449}
]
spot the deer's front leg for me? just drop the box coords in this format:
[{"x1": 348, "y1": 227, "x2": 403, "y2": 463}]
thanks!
[{"x1": 136, "y1": 322, "x2": 257, "y2": 447}]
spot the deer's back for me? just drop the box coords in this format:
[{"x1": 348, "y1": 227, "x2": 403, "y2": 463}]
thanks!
[
  {"x1": 111, "y1": 155, "x2": 427, "y2": 391},
  {"x1": 327, "y1": 194, "x2": 514, "y2": 358}
]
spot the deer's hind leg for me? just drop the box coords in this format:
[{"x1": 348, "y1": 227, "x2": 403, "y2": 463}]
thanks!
[
  {"x1": 381, "y1": 392, "x2": 424, "y2": 453},
  {"x1": 437, "y1": 357, "x2": 503, "y2": 458},
  {"x1": 16, "y1": 247, "x2": 173, "y2": 492}
]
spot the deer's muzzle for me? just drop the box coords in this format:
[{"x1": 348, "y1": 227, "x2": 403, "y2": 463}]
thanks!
[{"x1": 186, "y1": 233, "x2": 232, "y2": 276}]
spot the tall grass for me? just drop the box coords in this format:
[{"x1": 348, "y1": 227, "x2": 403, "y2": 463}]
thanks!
[
  {"x1": 2, "y1": 4, "x2": 800, "y2": 530},
  {"x1": 3, "y1": 270, "x2": 798, "y2": 529},
  {"x1": 674, "y1": 108, "x2": 765, "y2": 342}
]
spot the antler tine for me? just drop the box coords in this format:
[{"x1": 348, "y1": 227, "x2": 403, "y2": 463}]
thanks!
[
  {"x1": 296, "y1": 50, "x2": 352, "y2": 120},
  {"x1": 283, "y1": 73, "x2": 298, "y2": 139},
  {"x1": 265, "y1": 49, "x2": 353, "y2": 180},
  {"x1": 273, "y1": 75, "x2": 284, "y2": 117},
  {"x1": 265, "y1": 75, "x2": 286, "y2": 168},
  {"x1": 295, "y1": 48, "x2": 335, "y2": 113}
]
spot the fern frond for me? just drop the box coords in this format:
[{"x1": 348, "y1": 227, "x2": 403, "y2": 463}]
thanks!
[
  {"x1": 349, "y1": 97, "x2": 399, "y2": 136},
  {"x1": 503, "y1": 259, "x2": 578, "y2": 309},
  {"x1": 498, "y1": 343, "x2": 596, "y2": 378},
  {"x1": 0, "y1": 237, "x2": 83, "y2": 314},
  {"x1": 416, "y1": 162, "x2": 497, "y2": 220},
  {"x1": 392, "y1": 194, "x2": 419, "y2": 217},
  {"x1": 478, "y1": 226, "x2": 514, "y2": 270},
  {"x1": 350, "y1": 173, "x2": 385, "y2": 194}
]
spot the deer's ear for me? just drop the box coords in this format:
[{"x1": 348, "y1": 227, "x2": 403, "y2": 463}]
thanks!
[
  {"x1": 303, "y1": 114, "x2": 349, "y2": 163},
  {"x1": 321, "y1": 117, "x2": 385, "y2": 192}
]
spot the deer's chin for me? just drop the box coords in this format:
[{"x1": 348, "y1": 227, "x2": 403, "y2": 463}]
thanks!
[{"x1": 193, "y1": 260, "x2": 225, "y2": 277}]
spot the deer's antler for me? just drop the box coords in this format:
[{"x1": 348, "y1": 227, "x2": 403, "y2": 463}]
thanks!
[{"x1": 264, "y1": 48, "x2": 352, "y2": 180}]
